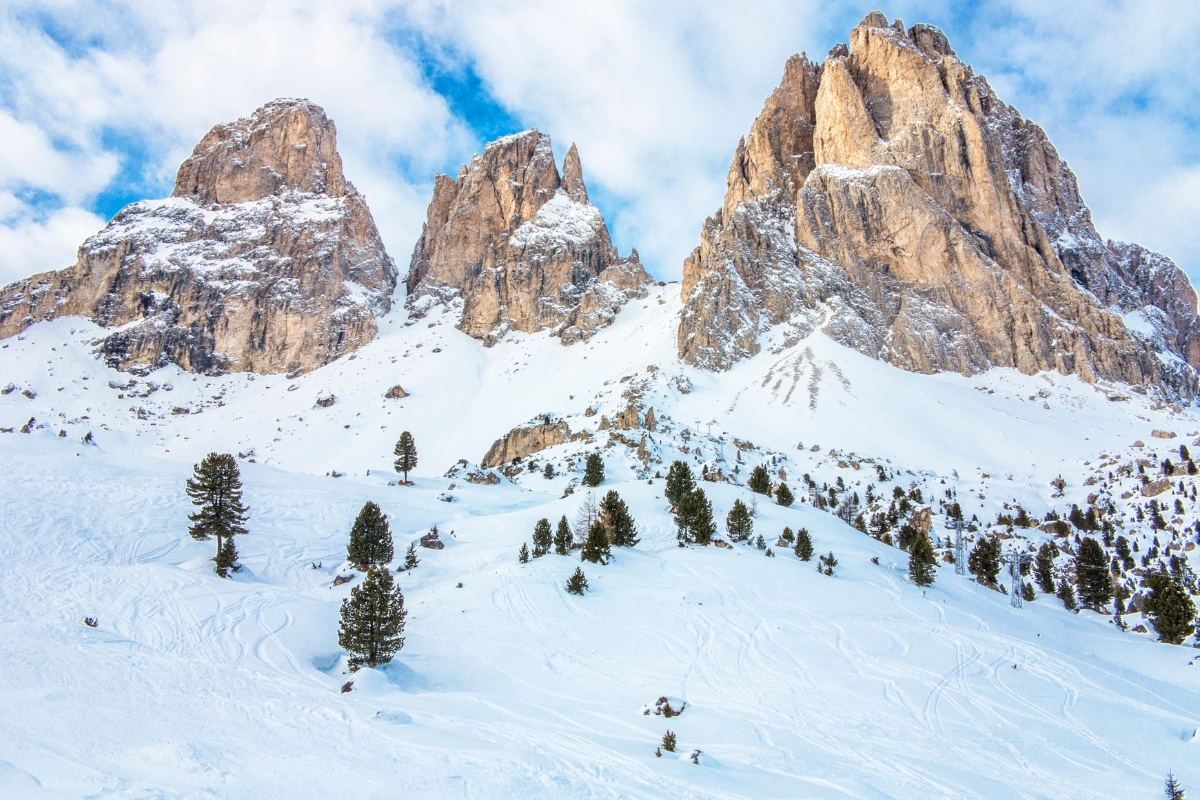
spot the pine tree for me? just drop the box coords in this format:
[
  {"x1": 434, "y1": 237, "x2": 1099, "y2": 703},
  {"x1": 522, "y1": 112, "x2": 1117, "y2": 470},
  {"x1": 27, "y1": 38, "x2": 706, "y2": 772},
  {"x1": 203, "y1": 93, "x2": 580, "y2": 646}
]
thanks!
[
  {"x1": 775, "y1": 482, "x2": 795, "y2": 507},
  {"x1": 542, "y1": 462, "x2": 555, "y2": 479},
  {"x1": 818, "y1": 551, "x2": 838, "y2": 576},
  {"x1": 393, "y1": 431, "x2": 418, "y2": 484},
  {"x1": 1056, "y1": 578, "x2": 1078, "y2": 611},
  {"x1": 582, "y1": 453, "x2": 605, "y2": 487},
  {"x1": 532, "y1": 518, "x2": 553, "y2": 557},
  {"x1": 519, "y1": 542, "x2": 530, "y2": 563},
  {"x1": 909, "y1": 531, "x2": 937, "y2": 586},
  {"x1": 186, "y1": 452, "x2": 249, "y2": 574},
  {"x1": 665, "y1": 461, "x2": 696, "y2": 509},
  {"x1": 215, "y1": 535, "x2": 239, "y2": 578},
  {"x1": 675, "y1": 487, "x2": 715, "y2": 545},
  {"x1": 794, "y1": 528, "x2": 814, "y2": 561},
  {"x1": 1164, "y1": 770, "x2": 1185, "y2": 800},
  {"x1": 748, "y1": 464, "x2": 772, "y2": 495},
  {"x1": 337, "y1": 566, "x2": 407, "y2": 670},
  {"x1": 968, "y1": 536, "x2": 1001, "y2": 587},
  {"x1": 346, "y1": 501, "x2": 394, "y2": 569},
  {"x1": 403, "y1": 542, "x2": 419, "y2": 570},
  {"x1": 600, "y1": 491, "x2": 639, "y2": 547},
  {"x1": 726, "y1": 499, "x2": 753, "y2": 542},
  {"x1": 662, "y1": 730, "x2": 676, "y2": 752},
  {"x1": 1021, "y1": 582, "x2": 1036, "y2": 603},
  {"x1": 1035, "y1": 541, "x2": 1057, "y2": 594},
  {"x1": 566, "y1": 566, "x2": 588, "y2": 595},
  {"x1": 1075, "y1": 536, "x2": 1113, "y2": 610},
  {"x1": 1151, "y1": 580, "x2": 1197, "y2": 644},
  {"x1": 581, "y1": 520, "x2": 611, "y2": 564},
  {"x1": 780, "y1": 527, "x2": 795, "y2": 545},
  {"x1": 554, "y1": 515, "x2": 573, "y2": 555}
]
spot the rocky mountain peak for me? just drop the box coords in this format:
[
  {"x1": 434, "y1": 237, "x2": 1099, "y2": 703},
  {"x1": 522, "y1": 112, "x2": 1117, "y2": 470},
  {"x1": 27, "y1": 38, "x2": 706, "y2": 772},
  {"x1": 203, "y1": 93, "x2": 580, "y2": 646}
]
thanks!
[
  {"x1": 173, "y1": 99, "x2": 346, "y2": 206},
  {"x1": 0, "y1": 98, "x2": 395, "y2": 376},
  {"x1": 407, "y1": 129, "x2": 648, "y2": 346},
  {"x1": 679, "y1": 15, "x2": 1199, "y2": 398}
]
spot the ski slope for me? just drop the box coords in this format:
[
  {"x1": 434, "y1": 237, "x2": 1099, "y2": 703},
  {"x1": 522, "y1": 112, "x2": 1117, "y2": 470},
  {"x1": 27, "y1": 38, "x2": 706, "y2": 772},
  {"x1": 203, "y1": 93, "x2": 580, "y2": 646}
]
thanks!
[{"x1": 1, "y1": 288, "x2": 1199, "y2": 798}]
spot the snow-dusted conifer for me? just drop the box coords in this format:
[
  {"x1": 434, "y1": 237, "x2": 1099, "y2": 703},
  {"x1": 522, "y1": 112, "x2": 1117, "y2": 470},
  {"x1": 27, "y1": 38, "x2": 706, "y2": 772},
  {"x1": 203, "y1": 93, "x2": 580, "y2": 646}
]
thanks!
[
  {"x1": 665, "y1": 461, "x2": 695, "y2": 509},
  {"x1": 581, "y1": 520, "x2": 611, "y2": 564},
  {"x1": 582, "y1": 453, "x2": 605, "y2": 487},
  {"x1": 532, "y1": 518, "x2": 553, "y2": 557},
  {"x1": 748, "y1": 464, "x2": 771, "y2": 495},
  {"x1": 794, "y1": 528, "x2": 813, "y2": 561},
  {"x1": 338, "y1": 566, "x2": 406, "y2": 670},
  {"x1": 186, "y1": 452, "x2": 249, "y2": 574},
  {"x1": 726, "y1": 499, "x2": 753, "y2": 542},
  {"x1": 909, "y1": 531, "x2": 936, "y2": 586},
  {"x1": 215, "y1": 535, "x2": 238, "y2": 578},
  {"x1": 554, "y1": 515, "x2": 573, "y2": 555},
  {"x1": 1035, "y1": 541, "x2": 1057, "y2": 594},
  {"x1": 393, "y1": 431, "x2": 418, "y2": 484},
  {"x1": 775, "y1": 482, "x2": 795, "y2": 507},
  {"x1": 600, "y1": 491, "x2": 639, "y2": 547},
  {"x1": 347, "y1": 501, "x2": 393, "y2": 569}
]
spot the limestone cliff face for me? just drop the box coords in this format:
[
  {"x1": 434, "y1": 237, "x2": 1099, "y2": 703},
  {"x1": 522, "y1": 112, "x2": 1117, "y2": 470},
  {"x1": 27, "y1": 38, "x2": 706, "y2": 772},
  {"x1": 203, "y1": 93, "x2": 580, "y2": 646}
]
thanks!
[
  {"x1": 679, "y1": 13, "x2": 1198, "y2": 396},
  {"x1": 407, "y1": 130, "x2": 649, "y2": 345},
  {"x1": 0, "y1": 99, "x2": 396, "y2": 375}
]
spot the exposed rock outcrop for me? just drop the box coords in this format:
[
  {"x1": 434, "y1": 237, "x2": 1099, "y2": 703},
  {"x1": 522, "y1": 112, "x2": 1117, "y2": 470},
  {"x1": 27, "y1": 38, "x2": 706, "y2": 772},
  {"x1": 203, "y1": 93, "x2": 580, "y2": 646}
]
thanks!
[
  {"x1": 0, "y1": 99, "x2": 396, "y2": 375},
  {"x1": 481, "y1": 414, "x2": 587, "y2": 467},
  {"x1": 679, "y1": 13, "x2": 1199, "y2": 398},
  {"x1": 407, "y1": 130, "x2": 649, "y2": 345}
]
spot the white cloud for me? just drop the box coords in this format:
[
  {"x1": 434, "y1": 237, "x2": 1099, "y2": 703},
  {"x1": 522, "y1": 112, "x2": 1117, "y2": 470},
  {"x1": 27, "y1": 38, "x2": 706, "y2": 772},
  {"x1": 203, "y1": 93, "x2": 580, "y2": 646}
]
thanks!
[
  {"x1": 0, "y1": 195, "x2": 105, "y2": 284},
  {"x1": 0, "y1": 0, "x2": 1197, "y2": 289}
]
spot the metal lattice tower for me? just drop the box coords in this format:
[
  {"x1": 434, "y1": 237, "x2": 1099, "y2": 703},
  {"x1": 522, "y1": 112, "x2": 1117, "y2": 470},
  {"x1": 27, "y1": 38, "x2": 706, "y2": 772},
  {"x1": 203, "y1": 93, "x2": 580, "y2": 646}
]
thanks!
[
  {"x1": 1001, "y1": 551, "x2": 1036, "y2": 608},
  {"x1": 944, "y1": 514, "x2": 967, "y2": 575}
]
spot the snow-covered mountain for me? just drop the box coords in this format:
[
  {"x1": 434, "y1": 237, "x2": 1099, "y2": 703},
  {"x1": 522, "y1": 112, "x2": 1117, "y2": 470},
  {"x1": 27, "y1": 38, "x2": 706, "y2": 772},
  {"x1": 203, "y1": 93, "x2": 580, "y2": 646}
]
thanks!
[{"x1": 1, "y1": 12, "x2": 1199, "y2": 800}]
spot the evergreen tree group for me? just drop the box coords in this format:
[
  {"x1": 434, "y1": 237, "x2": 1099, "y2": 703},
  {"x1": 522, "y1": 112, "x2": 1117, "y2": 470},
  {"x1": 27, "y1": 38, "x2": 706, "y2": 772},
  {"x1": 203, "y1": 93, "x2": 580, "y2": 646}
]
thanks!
[
  {"x1": 393, "y1": 431, "x2": 418, "y2": 484},
  {"x1": 665, "y1": 461, "x2": 695, "y2": 509},
  {"x1": 338, "y1": 566, "x2": 407, "y2": 670},
  {"x1": 968, "y1": 536, "x2": 1001, "y2": 587},
  {"x1": 554, "y1": 515, "x2": 573, "y2": 555},
  {"x1": 748, "y1": 464, "x2": 772, "y2": 495},
  {"x1": 1074, "y1": 536, "x2": 1113, "y2": 610},
  {"x1": 581, "y1": 520, "x2": 611, "y2": 564},
  {"x1": 566, "y1": 567, "x2": 588, "y2": 595},
  {"x1": 674, "y1": 487, "x2": 716, "y2": 545},
  {"x1": 726, "y1": 499, "x2": 753, "y2": 542},
  {"x1": 775, "y1": 483, "x2": 795, "y2": 507},
  {"x1": 582, "y1": 453, "x2": 605, "y2": 487},
  {"x1": 347, "y1": 501, "x2": 393, "y2": 569},
  {"x1": 186, "y1": 452, "x2": 249, "y2": 577},
  {"x1": 908, "y1": 531, "x2": 937, "y2": 586},
  {"x1": 600, "y1": 490, "x2": 640, "y2": 547},
  {"x1": 793, "y1": 528, "x2": 814, "y2": 561},
  {"x1": 532, "y1": 518, "x2": 553, "y2": 557}
]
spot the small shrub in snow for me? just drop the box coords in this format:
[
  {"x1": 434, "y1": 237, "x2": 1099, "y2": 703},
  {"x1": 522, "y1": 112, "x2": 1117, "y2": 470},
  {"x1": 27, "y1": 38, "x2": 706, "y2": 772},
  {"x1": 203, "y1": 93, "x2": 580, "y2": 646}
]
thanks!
[
  {"x1": 341, "y1": 681, "x2": 353, "y2": 693},
  {"x1": 83, "y1": 617, "x2": 98, "y2": 628},
  {"x1": 519, "y1": 543, "x2": 530, "y2": 563},
  {"x1": 662, "y1": 730, "x2": 676, "y2": 752},
  {"x1": 566, "y1": 567, "x2": 588, "y2": 595},
  {"x1": 818, "y1": 552, "x2": 838, "y2": 576},
  {"x1": 754, "y1": 534, "x2": 766, "y2": 550}
]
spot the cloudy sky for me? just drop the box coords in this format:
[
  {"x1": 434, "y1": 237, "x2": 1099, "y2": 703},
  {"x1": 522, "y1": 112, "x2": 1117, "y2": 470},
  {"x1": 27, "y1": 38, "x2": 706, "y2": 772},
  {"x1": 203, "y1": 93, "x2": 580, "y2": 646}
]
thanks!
[{"x1": 1, "y1": 0, "x2": 1197, "y2": 288}]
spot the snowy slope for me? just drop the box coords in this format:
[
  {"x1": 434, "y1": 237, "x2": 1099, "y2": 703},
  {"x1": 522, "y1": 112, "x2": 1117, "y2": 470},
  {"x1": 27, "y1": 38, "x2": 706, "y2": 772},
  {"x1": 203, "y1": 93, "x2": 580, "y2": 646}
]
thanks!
[{"x1": 2, "y1": 287, "x2": 1199, "y2": 798}]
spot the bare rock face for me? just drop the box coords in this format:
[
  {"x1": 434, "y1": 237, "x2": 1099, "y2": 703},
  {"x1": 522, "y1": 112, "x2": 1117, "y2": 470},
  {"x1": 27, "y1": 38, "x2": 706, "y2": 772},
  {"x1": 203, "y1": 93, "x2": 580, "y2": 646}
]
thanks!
[
  {"x1": 481, "y1": 414, "x2": 585, "y2": 467},
  {"x1": 679, "y1": 14, "x2": 1199, "y2": 397},
  {"x1": 0, "y1": 99, "x2": 396, "y2": 375},
  {"x1": 407, "y1": 130, "x2": 649, "y2": 345}
]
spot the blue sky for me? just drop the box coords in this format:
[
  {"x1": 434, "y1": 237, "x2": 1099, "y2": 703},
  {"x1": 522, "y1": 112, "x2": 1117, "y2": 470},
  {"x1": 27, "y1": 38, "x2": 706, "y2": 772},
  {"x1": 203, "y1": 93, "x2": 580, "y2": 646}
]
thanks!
[{"x1": 1, "y1": 1, "x2": 1197, "y2": 288}]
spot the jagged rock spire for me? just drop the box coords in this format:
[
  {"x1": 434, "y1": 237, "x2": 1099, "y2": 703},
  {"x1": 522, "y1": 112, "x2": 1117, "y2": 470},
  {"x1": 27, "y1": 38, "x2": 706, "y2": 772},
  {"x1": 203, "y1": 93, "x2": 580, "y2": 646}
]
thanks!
[{"x1": 561, "y1": 143, "x2": 589, "y2": 204}]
